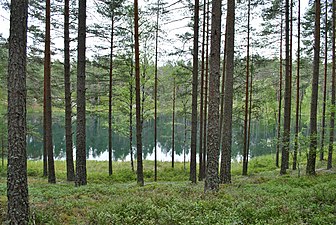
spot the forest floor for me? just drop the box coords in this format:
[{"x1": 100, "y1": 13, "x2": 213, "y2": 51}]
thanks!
[{"x1": 0, "y1": 155, "x2": 335, "y2": 224}]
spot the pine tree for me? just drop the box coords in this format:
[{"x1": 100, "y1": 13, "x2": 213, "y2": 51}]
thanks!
[
  {"x1": 134, "y1": 0, "x2": 144, "y2": 186},
  {"x1": 280, "y1": 0, "x2": 291, "y2": 175},
  {"x1": 190, "y1": 0, "x2": 199, "y2": 184},
  {"x1": 242, "y1": 0, "x2": 251, "y2": 176},
  {"x1": 7, "y1": 0, "x2": 29, "y2": 223},
  {"x1": 306, "y1": 0, "x2": 321, "y2": 175},
  {"x1": 44, "y1": 0, "x2": 56, "y2": 184},
  {"x1": 220, "y1": 0, "x2": 235, "y2": 184},
  {"x1": 75, "y1": 0, "x2": 87, "y2": 186},
  {"x1": 205, "y1": 0, "x2": 222, "y2": 192},
  {"x1": 64, "y1": 0, "x2": 75, "y2": 181},
  {"x1": 328, "y1": 0, "x2": 335, "y2": 170},
  {"x1": 293, "y1": 0, "x2": 301, "y2": 170}
]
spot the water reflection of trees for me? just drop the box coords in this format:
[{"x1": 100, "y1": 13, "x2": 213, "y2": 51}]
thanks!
[{"x1": 27, "y1": 113, "x2": 285, "y2": 161}]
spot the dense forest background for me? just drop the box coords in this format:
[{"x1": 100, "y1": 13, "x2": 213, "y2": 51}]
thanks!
[{"x1": 0, "y1": 0, "x2": 329, "y2": 162}]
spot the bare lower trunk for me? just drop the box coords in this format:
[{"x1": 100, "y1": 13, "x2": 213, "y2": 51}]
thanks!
[
  {"x1": 280, "y1": 0, "x2": 291, "y2": 175},
  {"x1": 64, "y1": 0, "x2": 75, "y2": 181},
  {"x1": 75, "y1": 0, "x2": 87, "y2": 186},
  {"x1": 242, "y1": 0, "x2": 251, "y2": 176},
  {"x1": 205, "y1": 0, "x2": 222, "y2": 192},
  {"x1": 202, "y1": 0, "x2": 210, "y2": 180},
  {"x1": 154, "y1": 0, "x2": 159, "y2": 181},
  {"x1": 276, "y1": 14, "x2": 283, "y2": 167},
  {"x1": 130, "y1": 44, "x2": 134, "y2": 172},
  {"x1": 320, "y1": 0, "x2": 328, "y2": 161},
  {"x1": 327, "y1": 0, "x2": 335, "y2": 170},
  {"x1": 7, "y1": 0, "x2": 29, "y2": 222},
  {"x1": 45, "y1": 0, "x2": 56, "y2": 184},
  {"x1": 190, "y1": 0, "x2": 199, "y2": 184},
  {"x1": 108, "y1": 15, "x2": 114, "y2": 176},
  {"x1": 306, "y1": 0, "x2": 321, "y2": 175},
  {"x1": 134, "y1": 0, "x2": 144, "y2": 186},
  {"x1": 293, "y1": 0, "x2": 301, "y2": 170},
  {"x1": 198, "y1": 0, "x2": 206, "y2": 181},
  {"x1": 220, "y1": 0, "x2": 235, "y2": 184}
]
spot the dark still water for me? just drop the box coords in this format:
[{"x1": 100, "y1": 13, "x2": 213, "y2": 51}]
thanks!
[{"x1": 26, "y1": 114, "x2": 277, "y2": 162}]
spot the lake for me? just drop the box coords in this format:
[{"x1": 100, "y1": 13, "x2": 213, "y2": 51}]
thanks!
[{"x1": 26, "y1": 113, "x2": 277, "y2": 162}]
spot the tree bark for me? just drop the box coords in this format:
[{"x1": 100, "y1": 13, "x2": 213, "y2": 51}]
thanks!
[
  {"x1": 198, "y1": 0, "x2": 206, "y2": 181},
  {"x1": 205, "y1": 0, "x2": 222, "y2": 192},
  {"x1": 320, "y1": 0, "x2": 328, "y2": 161},
  {"x1": 306, "y1": 0, "x2": 321, "y2": 175},
  {"x1": 280, "y1": 0, "x2": 291, "y2": 175},
  {"x1": 202, "y1": 0, "x2": 210, "y2": 180},
  {"x1": 130, "y1": 55, "x2": 134, "y2": 172},
  {"x1": 242, "y1": 0, "x2": 251, "y2": 176},
  {"x1": 286, "y1": 0, "x2": 294, "y2": 169},
  {"x1": 247, "y1": 65, "x2": 253, "y2": 162},
  {"x1": 7, "y1": 0, "x2": 29, "y2": 223},
  {"x1": 190, "y1": 0, "x2": 199, "y2": 184},
  {"x1": 45, "y1": 0, "x2": 56, "y2": 184},
  {"x1": 64, "y1": 0, "x2": 75, "y2": 182},
  {"x1": 154, "y1": 0, "x2": 160, "y2": 181},
  {"x1": 219, "y1": 24, "x2": 227, "y2": 156},
  {"x1": 75, "y1": 0, "x2": 87, "y2": 186},
  {"x1": 134, "y1": 0, "x2": 144, "y2": 186},
  {"x1": 328, "y1": 0, "x2": 335, "y2": 170},
  {"x1": 293, "y1": 0, "x2": 301, "y2": 170},
  {"x1": 220, "y1": 0, "x2": 235, "y2": 184},
  {"x1": 276, "y1": 11, "x2": 283, "y2": 168},
  {"x1": 108, "y1": 14, "x2": 114, "y2": 176}
]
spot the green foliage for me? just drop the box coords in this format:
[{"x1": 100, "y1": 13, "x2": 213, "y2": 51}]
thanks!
[{"x1": 1, "y1": 156, "x2": 336, "y2": 224}]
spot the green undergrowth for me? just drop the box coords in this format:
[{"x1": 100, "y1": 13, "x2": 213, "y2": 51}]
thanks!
[{"x1": 0, "y1": 155, "x2": 335, "y2": 224}]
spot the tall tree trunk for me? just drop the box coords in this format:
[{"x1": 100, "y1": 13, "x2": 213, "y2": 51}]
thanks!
[
  {"x1": 276, "y1": 11, "x2": 283, "y2": 168},
  {"x1": 328, "y1": 0, "x2": 335, "y2": 170},
  {"x1": 293, "y1": 0, "x2": 301, "y2": 170},
  {"x1": 43, "y1": 2, "x2": 48, "y2": 178},
  {"x1": 306, "y1": 0, "x2": 321, "y2": 175},
  {"x1": 45, "y1": 0, "x2": 56, "y2": 184},
  {"x1": 247, "y1": 64, "x2": 253, "y2": 161},
  {"x1": 205, "y1": 0, "x2": 222, "y2": 192},
  {"x1": 286, "y1": 0, "x2": 294, "y2": 169},
  {"x1": 219, "y1": 25, "x2": 227, "y2": 152},
  {"x1": 154, "y1": 0, "x2": 160, "y2": 181},
  {"x1": 198, "y1": 0, "x2": 206, "y2": 181},
  {"x1": 108, "y1": 15, "x2": 114, "y2": 176},
  {"x1": 130, "y1": 57, "x2": 134, "y2": 172},
  {"x1": 320, "y1": 0, "x2": 328, "y2": 161},
  {"x1": 75, "y1": 0, "x2": 87, "y2": 186},
  {"x1": 280, "y1": 0, "x2": 291, "y2": 175},
  {"x1": 190, "y1": 0, "x2": 199, "y2": 184},
  {"x1": 242, "y1": 0, "x2": 251, "y2": 176},
  {"x1": 220, "y1": 0, "x2": 235, "y2": 184},
  {"x1": 7, "y1": 0, "x2": 29, "y2": 222},
  {"x1": 134, "y1": 0, "x2": 144, "y2": 186},
  {"x1": 172, "y1": 78, "x2": 176, "y2": 168},
  {"x1": 64, "y1": 0, "x2": 75, "y2": 181},
  {"x1": 202, "y1": 0, "x2": 210, "y2": 180}
]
